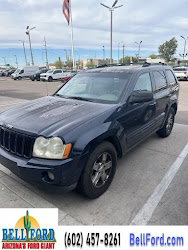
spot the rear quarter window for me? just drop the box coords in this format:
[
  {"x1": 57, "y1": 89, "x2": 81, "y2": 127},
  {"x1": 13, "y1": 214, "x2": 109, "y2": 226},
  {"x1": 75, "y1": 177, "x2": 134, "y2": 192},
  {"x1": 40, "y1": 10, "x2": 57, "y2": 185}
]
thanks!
[
  {"x1": 165, "y1": 70, "x2": 176, "y2": 85},
  {"x1": 153, "y1": 70, "x2": 167, "y2": 91}
]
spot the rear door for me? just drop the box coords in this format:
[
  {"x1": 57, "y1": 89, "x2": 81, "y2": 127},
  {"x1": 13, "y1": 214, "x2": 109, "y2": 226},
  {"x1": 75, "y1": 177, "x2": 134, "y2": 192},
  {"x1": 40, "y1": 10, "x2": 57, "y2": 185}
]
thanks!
[
  {"x1": 165, "y1": 68, "x2": 179, "y2": 102},
  {"x1": 151, "y1": 70, "x2": 169, "y2": 127}
]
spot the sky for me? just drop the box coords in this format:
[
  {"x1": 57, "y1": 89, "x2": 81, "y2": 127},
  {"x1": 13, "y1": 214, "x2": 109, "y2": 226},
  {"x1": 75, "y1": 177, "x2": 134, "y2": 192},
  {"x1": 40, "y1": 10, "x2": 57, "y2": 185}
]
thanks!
[{"x1": 0, "y1": 0, "x2": 188, "y2": 66}]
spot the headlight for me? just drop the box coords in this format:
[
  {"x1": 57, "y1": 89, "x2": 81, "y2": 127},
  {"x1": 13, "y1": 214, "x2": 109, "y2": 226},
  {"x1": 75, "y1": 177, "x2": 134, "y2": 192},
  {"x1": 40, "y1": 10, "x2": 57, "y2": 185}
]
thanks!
[{"x1": 33, "y1": 136, "x2": 71, "y2": 159}]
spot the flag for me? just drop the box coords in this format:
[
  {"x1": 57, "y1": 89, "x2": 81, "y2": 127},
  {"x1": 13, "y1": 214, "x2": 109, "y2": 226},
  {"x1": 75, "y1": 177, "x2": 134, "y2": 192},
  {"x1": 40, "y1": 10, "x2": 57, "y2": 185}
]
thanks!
[{"x1": 63, "y1": 0, "x2": 70, "y2": 25}]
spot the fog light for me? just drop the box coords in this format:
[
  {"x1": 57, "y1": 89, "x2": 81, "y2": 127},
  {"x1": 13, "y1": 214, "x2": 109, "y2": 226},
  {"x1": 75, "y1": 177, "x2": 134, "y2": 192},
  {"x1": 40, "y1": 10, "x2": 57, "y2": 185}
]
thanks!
[{"x1": 48, "y1": 172, "x2": 55, "y2": 181}]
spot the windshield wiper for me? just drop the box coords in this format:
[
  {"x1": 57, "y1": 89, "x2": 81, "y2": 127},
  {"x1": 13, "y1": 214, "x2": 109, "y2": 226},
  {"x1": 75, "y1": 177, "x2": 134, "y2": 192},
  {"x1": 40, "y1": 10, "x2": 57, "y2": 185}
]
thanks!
[
  {"x1": 69, "y1": 96, "x2": 93, "y2": 102},
  {"x1": 55, "y1": 94, "x2": 93, "y2": 102},
  {"x1": 55, "y1": 94, "x2": 70, "y2": 99}
]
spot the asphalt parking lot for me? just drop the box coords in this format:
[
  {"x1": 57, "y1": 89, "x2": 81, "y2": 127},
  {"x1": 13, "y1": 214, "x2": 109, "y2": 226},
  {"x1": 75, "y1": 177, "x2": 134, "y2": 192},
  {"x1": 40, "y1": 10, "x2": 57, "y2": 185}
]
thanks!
[{"x1": 0, "y1": 77, "x2": 188, "y2": 225}]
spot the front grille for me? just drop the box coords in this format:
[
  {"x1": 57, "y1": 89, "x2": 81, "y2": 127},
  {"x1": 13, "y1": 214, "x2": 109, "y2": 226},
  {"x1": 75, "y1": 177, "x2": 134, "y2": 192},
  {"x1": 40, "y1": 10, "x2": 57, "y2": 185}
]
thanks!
[{"x1": 0, "y1": 126, "x2": 35, "y2": 159}]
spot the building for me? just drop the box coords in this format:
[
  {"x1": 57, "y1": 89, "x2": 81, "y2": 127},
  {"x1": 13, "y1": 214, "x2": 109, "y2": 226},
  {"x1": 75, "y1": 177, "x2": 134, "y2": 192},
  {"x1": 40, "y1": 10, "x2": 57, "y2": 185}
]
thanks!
[
  {"x1": 83, "y1": 58, "x2": 117, "y2": 68},
  {"x1": 146, "y1": 57, "x2": 166, "y2": 64}
]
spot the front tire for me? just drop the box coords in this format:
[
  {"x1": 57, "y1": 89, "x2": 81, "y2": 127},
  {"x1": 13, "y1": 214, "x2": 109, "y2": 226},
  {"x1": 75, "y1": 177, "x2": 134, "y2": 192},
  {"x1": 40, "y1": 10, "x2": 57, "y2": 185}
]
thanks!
[
  {"x1": 48, "y1": 76, "x2": 53, "y2": 82},
  {"x1": 78, "y1": 142, "x2": 117, "y2": 199},
  {"x1": 156, "y1": 107, "x2": 175, "y2": 138}
]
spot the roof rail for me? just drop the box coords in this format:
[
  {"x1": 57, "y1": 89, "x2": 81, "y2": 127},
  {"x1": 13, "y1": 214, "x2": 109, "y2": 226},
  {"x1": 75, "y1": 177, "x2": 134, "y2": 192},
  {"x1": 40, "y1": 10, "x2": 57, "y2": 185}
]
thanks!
[
  {"x1": 96, "y1": 63, "x2": 132, "y2": 68},
  {"x1": 142, "y1": 62, "x2": 167, "y2": 67}
]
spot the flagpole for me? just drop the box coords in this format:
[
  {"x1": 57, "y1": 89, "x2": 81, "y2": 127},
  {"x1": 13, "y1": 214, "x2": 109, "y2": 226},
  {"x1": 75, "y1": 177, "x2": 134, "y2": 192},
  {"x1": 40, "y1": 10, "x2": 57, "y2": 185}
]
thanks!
[{"x1": 70, "y1": 0, "x2": 75, "y2": 69}]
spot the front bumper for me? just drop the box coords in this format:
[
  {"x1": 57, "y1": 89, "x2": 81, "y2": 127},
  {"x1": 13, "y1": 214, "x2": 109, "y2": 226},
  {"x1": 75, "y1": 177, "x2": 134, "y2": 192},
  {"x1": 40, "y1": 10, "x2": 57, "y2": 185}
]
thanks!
[
  {"x1": 0, "y1": 147, "x2": 87, "y2": 192},
  {"x1": 40, "y1": 76, "x2": 48, "y2": 81}
]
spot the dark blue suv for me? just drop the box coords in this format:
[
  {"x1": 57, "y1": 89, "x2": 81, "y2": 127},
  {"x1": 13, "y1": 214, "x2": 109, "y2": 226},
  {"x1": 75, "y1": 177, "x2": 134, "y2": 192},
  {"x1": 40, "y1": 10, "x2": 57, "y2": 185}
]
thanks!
[{"x1": 0, "y1": 65, "x2": 179, "y2": 198}]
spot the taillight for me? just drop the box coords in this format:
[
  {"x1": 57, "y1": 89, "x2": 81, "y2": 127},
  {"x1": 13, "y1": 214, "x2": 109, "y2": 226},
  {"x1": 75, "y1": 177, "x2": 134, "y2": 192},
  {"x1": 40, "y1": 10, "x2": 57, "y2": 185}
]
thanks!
[{"x1": 184, "y1": 72, "x2": 187, "y2": 74}]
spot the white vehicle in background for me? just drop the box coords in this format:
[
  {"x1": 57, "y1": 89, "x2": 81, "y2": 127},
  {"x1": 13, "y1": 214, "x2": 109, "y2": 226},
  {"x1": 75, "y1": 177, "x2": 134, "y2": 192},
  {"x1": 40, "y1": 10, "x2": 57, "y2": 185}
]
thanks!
[
  {"x1": 0, "y1": 70, "x2": 6, "y2": 76},
  {"x1": 173, "y1": 67, "x2": 188, "y2": 81},
  {"x1": 11, "y1": 66, "x2": 39, "y2": 80},
  {"x1": 40, "y1": 69, "x2": 65, "y2": 82}
]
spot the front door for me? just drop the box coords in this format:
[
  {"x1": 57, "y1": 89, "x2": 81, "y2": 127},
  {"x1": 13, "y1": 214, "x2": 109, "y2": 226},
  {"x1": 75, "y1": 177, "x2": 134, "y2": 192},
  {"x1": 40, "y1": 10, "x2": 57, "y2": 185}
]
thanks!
[{"x1": 118, "y1": 72, "x2": 157, "y2": 149}]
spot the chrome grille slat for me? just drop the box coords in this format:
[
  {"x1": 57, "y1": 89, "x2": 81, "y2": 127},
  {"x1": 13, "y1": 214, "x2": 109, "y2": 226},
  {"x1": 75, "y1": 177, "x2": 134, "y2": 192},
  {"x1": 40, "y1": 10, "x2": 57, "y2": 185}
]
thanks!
[{"x1": 0, "y1": 126, "x2": 35, "y2": 159}]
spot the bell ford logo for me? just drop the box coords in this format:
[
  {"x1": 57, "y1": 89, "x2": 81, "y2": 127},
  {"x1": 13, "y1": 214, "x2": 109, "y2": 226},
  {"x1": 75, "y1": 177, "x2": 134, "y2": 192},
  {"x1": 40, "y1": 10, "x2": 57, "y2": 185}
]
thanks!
[{"x1": 2, "y1": 210, "x2": 56, "y2": 249}]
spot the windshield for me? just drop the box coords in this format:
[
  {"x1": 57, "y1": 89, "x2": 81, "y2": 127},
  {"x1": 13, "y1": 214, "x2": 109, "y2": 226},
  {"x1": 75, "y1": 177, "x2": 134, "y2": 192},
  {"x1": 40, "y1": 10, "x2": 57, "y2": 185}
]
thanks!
[
  {"x1": 14, "y1": 69, "x2": 21, "y2": 73},
  {"x1": 47, "y1": 70, "x2": 53, "y2": 73},
  {"x1": 56, "y1": 72, "x2": 132, "y2": 103}
]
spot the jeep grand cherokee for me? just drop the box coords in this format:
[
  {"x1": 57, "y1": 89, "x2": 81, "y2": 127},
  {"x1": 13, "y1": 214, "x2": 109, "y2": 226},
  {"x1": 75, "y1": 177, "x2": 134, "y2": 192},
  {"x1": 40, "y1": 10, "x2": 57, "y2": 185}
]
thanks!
[{"x1": 0, "y1": 65, "x2": 179, "y2": 199}]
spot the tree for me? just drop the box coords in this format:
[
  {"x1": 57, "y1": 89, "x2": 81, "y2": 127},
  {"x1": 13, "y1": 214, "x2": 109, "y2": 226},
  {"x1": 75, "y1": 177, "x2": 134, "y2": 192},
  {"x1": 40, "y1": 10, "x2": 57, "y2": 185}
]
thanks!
[
  {"x1": 66, "y1": 60, "x2": 73, "y2": 68},
  {"x1": 119, "y1": 56, "x2": 137, "y2": 64},
  {"x1": 149, "y1": 54, "x2": 157, "y2": 59},
  {"x1": 158, "y1": 37, "x2": 178, "y2": 62},
  {"x1": 54, "y1": 60, "x2": 63, "y2": 69},
  {"x1": 86, "y1": 61, "x2": 95, "y2": 68}
]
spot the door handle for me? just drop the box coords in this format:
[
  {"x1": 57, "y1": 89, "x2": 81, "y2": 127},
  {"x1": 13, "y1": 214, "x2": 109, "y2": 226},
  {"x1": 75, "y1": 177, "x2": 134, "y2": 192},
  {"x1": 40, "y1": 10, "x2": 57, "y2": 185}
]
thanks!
[{"x1": 149, "y1": 102, "x2": 157, "y2": 107}]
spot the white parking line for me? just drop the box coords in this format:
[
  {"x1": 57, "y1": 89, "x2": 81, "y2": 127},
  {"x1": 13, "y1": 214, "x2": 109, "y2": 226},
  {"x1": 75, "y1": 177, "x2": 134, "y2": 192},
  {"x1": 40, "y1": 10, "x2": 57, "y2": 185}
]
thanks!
[{"x1": 130, "y1": 142, "x2": 188, "y2": 225}]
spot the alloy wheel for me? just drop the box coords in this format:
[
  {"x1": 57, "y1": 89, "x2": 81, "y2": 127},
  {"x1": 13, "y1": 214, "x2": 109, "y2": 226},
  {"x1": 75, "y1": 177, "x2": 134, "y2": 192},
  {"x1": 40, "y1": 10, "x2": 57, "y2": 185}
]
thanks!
[{"x1": 91, "y1": 152, "x2": 113, "y2": 188}]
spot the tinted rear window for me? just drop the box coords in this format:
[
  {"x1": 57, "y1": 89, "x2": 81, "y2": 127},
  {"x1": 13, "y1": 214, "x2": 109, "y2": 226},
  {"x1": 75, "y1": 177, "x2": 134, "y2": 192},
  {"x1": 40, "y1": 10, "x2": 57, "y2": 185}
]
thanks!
[
  {"x1": 153, "y1": 71, "x2": 167, "y2": 91},
  {"x1": 174, "y1": 68, "x2": 187, "y2": 72},
  {"x1": 165, "y1": 70, "x2": 176, "y2": 85}
]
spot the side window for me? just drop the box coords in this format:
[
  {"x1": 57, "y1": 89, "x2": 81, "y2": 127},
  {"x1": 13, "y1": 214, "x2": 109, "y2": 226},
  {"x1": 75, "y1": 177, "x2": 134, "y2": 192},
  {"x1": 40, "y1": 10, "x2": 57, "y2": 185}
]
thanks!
[
  {"x1": 134, "y1": 73, "x2": 152, "y2": 92},
  {"x1": 165, "y1": 70, "x2": 176, "y2": 85},
  {"x1": 20, "y1": 70, "x2": 24, "y2": 74},
  {"x1": 53, "y1": 70, "x2": 58, "y2": 74},
  {"x1": 153, "y1": 71, "x2": 167, "y2": 91}
]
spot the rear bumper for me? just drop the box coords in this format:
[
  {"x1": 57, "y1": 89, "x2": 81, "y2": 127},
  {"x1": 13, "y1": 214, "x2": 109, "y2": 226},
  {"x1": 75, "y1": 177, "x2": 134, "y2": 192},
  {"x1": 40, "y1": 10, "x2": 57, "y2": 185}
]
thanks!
[
  {"x1": 176, "y1": 76, "x2": 188, "y2": 80},
  {"x1": 0, "y1": 147, "x2": 88, "y2": 192}
]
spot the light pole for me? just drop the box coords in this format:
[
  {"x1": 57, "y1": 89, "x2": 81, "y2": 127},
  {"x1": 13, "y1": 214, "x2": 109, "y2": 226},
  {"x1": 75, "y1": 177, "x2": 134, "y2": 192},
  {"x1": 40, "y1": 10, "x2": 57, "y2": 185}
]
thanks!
[
  {"x1": 118, "y1": 41, "x2": 123, "y2": 63},
  {"x1": 26, "y1": 26, "x2": 36, "y2": 65},
  {"x1": 180, "y1": 36, "x2": 188, "y2": 61},
  {"x1": 122, "y1": 44, "x2": 125, "y2": 63},
  {"x1": 64, "y1": 49, "x2": 71, "y2": 62},
  {"x1": 75, "y1": 51, "x2": 80, "y2": 69},
  {"x1": 103, "y1": 46, "x2": 105, "y2": 63},
  {"x1": 64, "y1": 49, "x2": 68, "y2": 62},
  {"x1": 101, "y1": 0, "x2": 123, "y2": 64},
  {"x1": 14, "y1": 55, "x2": 18, "y2": 68},
  {"x1": 42, "y1": 51, "x2": 45, "y2": 67},
  {"x1": 18, "y1": 40, "x2": 27, "y2": 65},
  {"x1": 44, "y1": 37, "x2": 49, "y2": 69},
  {"x1": 135, "y1": 41, "x2": 142, "y2": 63},
  {"x1": 2, "y1": 57, "x2": 6, "y2": 66}
]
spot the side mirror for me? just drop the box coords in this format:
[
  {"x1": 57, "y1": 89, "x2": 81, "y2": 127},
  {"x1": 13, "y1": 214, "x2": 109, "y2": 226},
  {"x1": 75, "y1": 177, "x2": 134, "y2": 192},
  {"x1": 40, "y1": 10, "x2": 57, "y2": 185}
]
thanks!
[{"x1": 129, "y1": 91, "x2": 153, "y2": 103}]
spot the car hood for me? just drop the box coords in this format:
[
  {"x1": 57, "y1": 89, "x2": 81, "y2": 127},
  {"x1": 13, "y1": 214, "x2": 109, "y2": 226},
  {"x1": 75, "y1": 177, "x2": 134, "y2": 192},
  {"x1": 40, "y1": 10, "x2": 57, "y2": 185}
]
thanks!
[
  {"x1": 41, "y1": 73, "x2": 51, "y2": 76},
  {"x1": 0, "y1": 96, "x2": 115, "y2": 136}
]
